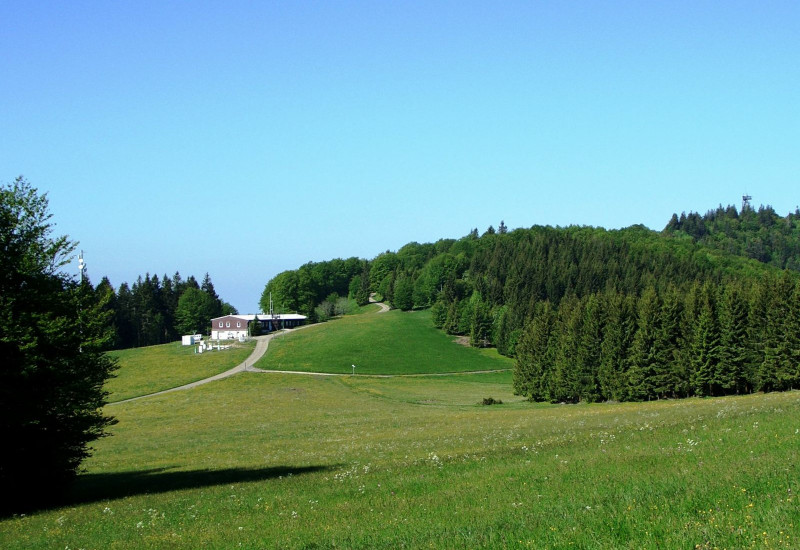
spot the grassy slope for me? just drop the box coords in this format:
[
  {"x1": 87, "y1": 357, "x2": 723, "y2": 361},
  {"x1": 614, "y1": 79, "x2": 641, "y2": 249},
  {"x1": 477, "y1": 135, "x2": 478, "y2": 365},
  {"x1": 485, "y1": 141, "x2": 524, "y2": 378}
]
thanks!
[
  {"x1": 106, "y1": 340, "x2": 256, "y2": 402},
  {"x1": 256, "y1": 309, "x2": 515, "y2": 375},
  {"x1": 2, "y1": 311, "x2": 799, "y2": 549}
]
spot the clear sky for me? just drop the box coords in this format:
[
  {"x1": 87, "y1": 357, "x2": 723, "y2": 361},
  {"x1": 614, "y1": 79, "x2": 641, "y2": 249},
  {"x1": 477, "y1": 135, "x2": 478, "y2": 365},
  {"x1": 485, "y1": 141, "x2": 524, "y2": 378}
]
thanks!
[{"x1": 2, "y1": 1, "x2": 798, "y2": 313}]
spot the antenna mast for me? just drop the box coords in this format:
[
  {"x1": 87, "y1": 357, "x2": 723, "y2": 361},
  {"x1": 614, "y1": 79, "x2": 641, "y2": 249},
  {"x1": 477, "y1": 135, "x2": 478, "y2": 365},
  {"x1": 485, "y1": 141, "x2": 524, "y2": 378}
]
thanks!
[
  {"x1": 78, "y1": 250, "x2": 87, "y2": 282},
  {"x1": 742, "y1": 194, "x2": 752, "y2": 213},
  {"x1": 77, "y1": 251, "x2": 87, "y2": 353}
]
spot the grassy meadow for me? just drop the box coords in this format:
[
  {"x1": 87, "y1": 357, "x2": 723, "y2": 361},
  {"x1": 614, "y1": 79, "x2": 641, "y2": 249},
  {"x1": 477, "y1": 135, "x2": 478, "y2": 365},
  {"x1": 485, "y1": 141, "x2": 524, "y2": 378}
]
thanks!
[
  {"x1": 257, "y1": 309, "x2": 514, "y2": 375},
  {"x1": 106, "y1": 339, "x2": 256, "y2": 402},
  {"x1": 2, "y1": 310, "x2": 799, "y2": 549}
]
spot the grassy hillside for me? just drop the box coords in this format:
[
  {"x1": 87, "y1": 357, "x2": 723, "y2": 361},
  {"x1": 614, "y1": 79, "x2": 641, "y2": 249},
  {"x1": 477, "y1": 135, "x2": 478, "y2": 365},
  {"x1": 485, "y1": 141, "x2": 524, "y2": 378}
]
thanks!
[
  {"x1": 2, "y1": 311, "x2": 798, "y2": 548},
  {"x1": 106, "y1": 339, "x2": 256, "y2": 402},
  {"x1": 3, "y1": 374, "x2": 797, "y2": 549},
  {"x1": 256, "y1": 309, "x2": 514, "y2": 375}
]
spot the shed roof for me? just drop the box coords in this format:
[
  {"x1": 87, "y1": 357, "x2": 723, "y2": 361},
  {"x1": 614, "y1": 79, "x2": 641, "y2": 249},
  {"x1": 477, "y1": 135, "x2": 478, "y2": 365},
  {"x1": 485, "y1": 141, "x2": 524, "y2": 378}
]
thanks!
[{"x1": 212, "y1": 313, "x2": 307, "y2": 322}]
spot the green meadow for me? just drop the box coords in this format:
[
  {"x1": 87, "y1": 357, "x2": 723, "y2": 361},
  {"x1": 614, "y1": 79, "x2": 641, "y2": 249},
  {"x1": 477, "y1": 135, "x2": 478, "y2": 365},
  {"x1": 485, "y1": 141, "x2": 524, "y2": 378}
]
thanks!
[
  {"x1": 2, "y1": 310, "x2": 799, "y2": 549},
  {"x1": 106, "y1": 339, "x2": 256, "y2": 402},
  {"x1": 257, "y1": 309, "x2": 514, "y2": 375}
]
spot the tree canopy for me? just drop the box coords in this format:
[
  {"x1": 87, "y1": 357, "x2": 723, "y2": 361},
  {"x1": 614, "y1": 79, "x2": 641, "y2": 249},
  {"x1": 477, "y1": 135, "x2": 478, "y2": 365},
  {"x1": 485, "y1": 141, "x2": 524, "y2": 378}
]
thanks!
[
  {"x1": 260, "y1": 205, "x2": 800, "y2": 405},
  {"x1": 0, "y1": 177, "x2": 117, "y2": 512}
]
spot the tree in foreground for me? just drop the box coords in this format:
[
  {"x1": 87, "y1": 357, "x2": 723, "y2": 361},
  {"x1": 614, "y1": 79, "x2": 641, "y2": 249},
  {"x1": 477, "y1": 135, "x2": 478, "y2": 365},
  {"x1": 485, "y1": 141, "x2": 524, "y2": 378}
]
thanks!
[{"x1": 0, "y1": 177, "x2": 117, "y2": 513}]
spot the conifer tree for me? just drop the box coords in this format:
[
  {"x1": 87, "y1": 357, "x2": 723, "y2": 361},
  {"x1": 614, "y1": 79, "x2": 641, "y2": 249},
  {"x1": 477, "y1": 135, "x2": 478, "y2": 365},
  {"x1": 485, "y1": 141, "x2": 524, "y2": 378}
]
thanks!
[
  {"x1": 550, "y1": 296, "x2": 582, "y2": 403},
  {"x1": 626, "y1": 287, "x2": 662, "y2": 400},
  {"x1": 469, "y1": 293, "x2": 492, "y2": 347},
  {"x1": 689, "y1": 283, "x2": 722, "y2": 396},
  {"x1": 456, "y1": 297, "x2": 474, "y2": 335},
  {"x1": 513, "y1": 301, "x2": 554, "y2": 401},
  {"x1": 576, "y1": 293, "x2": 603, "y2": 402},
  {"x1": 746, "y1": 276, "x2": 770, "y2": 383},
  {"x1": 250, "y1": 314, "x2": 262, "y2": 336},
  {"x1": 786, "y1": 281, "x2": 800, "y2": 388},
  {"x1": 443, "y1": 300, "x2": 461, "y2": 335},
  {"x1": 430, "y1": 299, "x2": 448, "y2": 328},
  {"x1": 758, "y1": 273, "x2": 800, "y2": 391},
  {"x1": 598, "y1": 293, "x2": 635, "y2": 401},
  {"x1": 94, "y1": 277, "x2": 119, "y2": 350},
  {"x1": 654, "y1": 285, "x2": 685, "y2": 398},
  {"x1": 0, "y1": 178, "x2": 117, "y2": 511},
  {"x1": 115, "y1": 282, "x2": 137, "y2": 348},
  {"x1": 492, "y1": 305, "x2": 512, "y2": 356},
  {"x1": 718, "y1": 282, "x2": 752, "y2": 394}
]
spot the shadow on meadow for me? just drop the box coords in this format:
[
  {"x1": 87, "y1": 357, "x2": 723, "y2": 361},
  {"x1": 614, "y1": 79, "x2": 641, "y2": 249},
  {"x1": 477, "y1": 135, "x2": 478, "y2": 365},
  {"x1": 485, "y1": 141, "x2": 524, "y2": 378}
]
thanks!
[{"x1": 4, "y1": 465, "x2": 337, "y2": 517}]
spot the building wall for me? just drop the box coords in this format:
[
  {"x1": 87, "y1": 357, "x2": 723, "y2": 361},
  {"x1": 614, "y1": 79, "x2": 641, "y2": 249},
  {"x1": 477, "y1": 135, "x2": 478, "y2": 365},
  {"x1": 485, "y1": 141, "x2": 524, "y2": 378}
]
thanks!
[
  {"x1": 211, "y1": 315, "x2": 247, "y2": 340},
  {"x1": 209, "y1": 314, "x2": 307, "y2": 339}
]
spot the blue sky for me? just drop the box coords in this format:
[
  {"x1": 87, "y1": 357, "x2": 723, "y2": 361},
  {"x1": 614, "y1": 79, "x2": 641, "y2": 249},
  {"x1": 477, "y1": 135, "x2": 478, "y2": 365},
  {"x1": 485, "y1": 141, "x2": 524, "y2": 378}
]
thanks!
[{"x1": 2, "y1": 1, "x2": 798, "y2": 313}]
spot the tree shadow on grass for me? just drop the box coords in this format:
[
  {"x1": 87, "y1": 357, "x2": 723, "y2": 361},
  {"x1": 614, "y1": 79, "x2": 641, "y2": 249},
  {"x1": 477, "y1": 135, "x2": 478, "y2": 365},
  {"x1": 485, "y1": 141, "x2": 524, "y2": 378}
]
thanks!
[{"x1": 4, "y1": 464, "x2": 337, "y2": 517}]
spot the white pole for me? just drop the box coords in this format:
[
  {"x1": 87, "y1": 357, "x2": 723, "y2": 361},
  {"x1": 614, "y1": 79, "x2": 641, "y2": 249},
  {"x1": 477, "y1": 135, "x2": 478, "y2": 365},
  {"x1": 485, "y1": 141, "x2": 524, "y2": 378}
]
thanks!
[{"x1": 78, "y1": 250, "x2": 86, "y2": 282}]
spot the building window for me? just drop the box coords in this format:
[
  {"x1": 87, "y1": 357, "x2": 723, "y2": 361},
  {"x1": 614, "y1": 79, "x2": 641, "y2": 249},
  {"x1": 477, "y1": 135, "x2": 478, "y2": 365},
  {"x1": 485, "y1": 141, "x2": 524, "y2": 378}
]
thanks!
[
  {"x1": 236, "y1": 322, "x2": 241, "y2": 328},
  {"x1": 218, "y1": 322, "x2": 223, "y2": 328},
  {"x1": 226, "y1": 322, "x2": 230, "y2": 328}
]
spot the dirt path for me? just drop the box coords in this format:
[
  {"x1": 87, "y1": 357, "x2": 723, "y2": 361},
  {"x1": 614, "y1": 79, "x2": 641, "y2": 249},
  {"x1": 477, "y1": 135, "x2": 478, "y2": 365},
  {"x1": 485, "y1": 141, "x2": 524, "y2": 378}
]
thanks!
[
  {"x1": 369, "y1": 294, "x2": 390, "y2": 313},
  {"x1": 251, "y1": 368, "x2": 511, "y2": 378},
  {"x1": 109, "y1": 300, "x2": 505, "y2": 404},
  {"x1": 109, "y1": 325, "x2": 308, "y2": 405}
]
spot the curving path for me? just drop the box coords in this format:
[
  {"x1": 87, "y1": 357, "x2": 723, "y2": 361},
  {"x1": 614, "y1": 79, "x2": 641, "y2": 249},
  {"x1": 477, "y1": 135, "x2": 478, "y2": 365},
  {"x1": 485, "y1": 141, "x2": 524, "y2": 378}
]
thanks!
[
  {"x1": 369, "y1": 293, "x2": 390, "y2": 313},
  {"x1": 109, "y1": 300, "x2": 508, "y2": 404},
  {"x1": 109, "y1": 325, "x2": 306, "y2": 405},
  {"x1": 110, "y1": 302, "x2": 389, "y2": 405}
]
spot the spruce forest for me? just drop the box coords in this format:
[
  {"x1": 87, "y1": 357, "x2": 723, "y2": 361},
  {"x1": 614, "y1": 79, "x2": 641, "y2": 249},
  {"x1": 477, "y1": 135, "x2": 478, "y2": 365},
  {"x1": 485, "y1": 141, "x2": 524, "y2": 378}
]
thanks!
[
  {"x1": 90, "y1": 272, "x2": 236, "y2": 350},
  {"x1": 262, "y1": 204, "x2": 800, "y2": 403}
]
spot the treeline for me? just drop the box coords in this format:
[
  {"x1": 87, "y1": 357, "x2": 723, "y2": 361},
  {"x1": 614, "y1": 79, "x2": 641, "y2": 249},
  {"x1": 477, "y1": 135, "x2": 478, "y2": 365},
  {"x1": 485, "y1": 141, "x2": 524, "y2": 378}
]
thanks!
[
  {"x1": 261, "y1": 208, "x2": 800, "y2": 402},
  {"x1": 425, "y1": 224, "x2": 753, "y2": 353},
  {"x1": 259, "y1": 257, "x2": 370, "y2": 320},
  {"x1": 88, "y1": 272, "x2": 236, "y2": 349},
  {"x1": 665, "y1": 204, "x2": 800, "y2": 270},
  {"x1": 261, "y1": 222, "x2": 766, "y2": 344},
  {"x1": 513, "y1": 274, "x2": 800, "y2": 403}
]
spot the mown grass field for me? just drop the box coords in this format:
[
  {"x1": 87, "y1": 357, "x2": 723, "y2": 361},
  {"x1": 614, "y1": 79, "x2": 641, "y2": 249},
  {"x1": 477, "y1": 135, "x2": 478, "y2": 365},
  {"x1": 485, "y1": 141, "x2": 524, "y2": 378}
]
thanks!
[
  {"x1": 257, "y1": 309, "x2": 515, "y2": 375},
  {"x1": 106, "y1": 339, "x2": 256, "y2": 402},
  {"x1": 2, "y1": 309, "x2": 799, "y2": 549}
]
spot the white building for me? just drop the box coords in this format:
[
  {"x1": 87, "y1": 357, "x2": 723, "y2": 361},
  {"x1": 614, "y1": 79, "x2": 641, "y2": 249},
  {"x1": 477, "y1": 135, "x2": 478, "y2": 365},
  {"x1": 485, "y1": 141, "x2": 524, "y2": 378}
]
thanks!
[{"x1": 210, "y1": 314, "x2": 307, "y2": 340}]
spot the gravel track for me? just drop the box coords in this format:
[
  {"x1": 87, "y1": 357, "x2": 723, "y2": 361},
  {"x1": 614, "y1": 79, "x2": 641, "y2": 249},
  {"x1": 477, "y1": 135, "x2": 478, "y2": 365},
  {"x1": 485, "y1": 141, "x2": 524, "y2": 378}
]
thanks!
[{"x1": 109, "y1": 301, "x2": 506, "y2": 404}]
